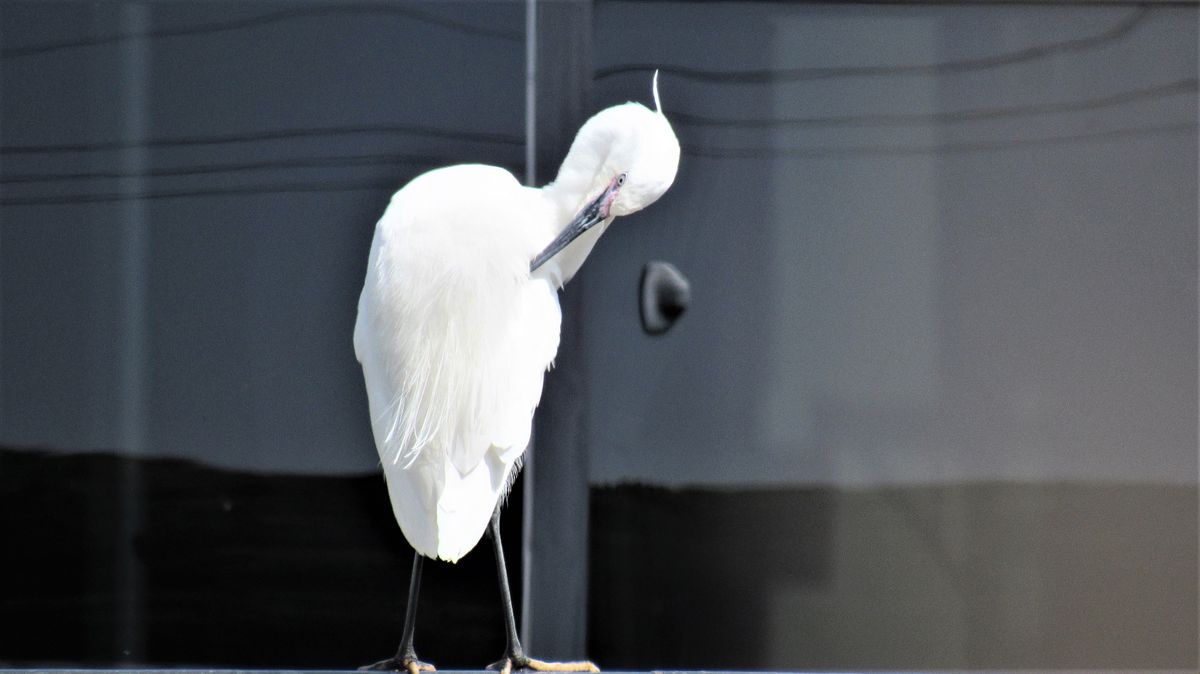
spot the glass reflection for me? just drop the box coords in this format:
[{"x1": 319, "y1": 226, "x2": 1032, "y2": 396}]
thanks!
[
  {"x1": 1, "y1": 1, "x2": 526, "y2": 667},
  {"x1": 586, "y1": 2, "x2": 1197, "y2": 669}
]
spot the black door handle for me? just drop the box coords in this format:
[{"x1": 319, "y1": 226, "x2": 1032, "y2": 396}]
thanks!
[{"x1": 640, "y1": 261, "x2": 690, "y2": 336}]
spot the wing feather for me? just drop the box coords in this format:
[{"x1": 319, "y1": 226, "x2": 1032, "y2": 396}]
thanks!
[{"x1": 354, "y1": 164, "x2": 560, "y2": 560}]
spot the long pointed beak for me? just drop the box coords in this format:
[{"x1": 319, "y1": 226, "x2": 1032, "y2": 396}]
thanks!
[{"x1": 530, "y1": 174, "x2": 624, "y2": 273}]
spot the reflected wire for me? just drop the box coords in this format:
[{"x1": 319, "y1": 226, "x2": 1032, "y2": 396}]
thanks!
[
  {"x1": 1, "y1": 3, "x2": 519, "y2": 60},
  {"x1": 1, "y1": 123, "x2": 522, "y2": 156},
  {"x1": 0, "y1": 152, "x2": 450, "y2": 185},
  {"x1": 595, "y1": 8, "x2": 1149, "y2": 83},
  {"x1": 671, "y1": 78, "x2": 1198, "y2": 130},
  {"x1": 683, "y1": 121, "x2": 1196, "y2": 160}
]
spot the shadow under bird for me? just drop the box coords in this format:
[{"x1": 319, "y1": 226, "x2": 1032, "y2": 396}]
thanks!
[{"x1": 353, "y1": 74, "x2": 680, "y2": 674}]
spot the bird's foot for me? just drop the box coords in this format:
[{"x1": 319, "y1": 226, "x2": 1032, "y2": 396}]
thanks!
[
  {"x1": 487, "y1": 655, "x2": 599, "y2": 674},
  {"x1": 360, "y1": 655, "x2": 436, "y2": 674}
]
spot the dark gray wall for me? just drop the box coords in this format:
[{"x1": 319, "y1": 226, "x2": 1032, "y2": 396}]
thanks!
[
  {"x1": 580, "y1": 3, "x2": 1197, "y2": 668},
  {"x1": 1, "y1": 1, "x2": 526, "y2": 474},
  {"x1": 2, "y1": 2, "x2": 1197, "y2": 668},
  {"x1": 584, "y1": 2, "x2": 1197, "y2": 487},
  {"x1": 5, "y1": 2, "x2": 1190, "y2": 486}
]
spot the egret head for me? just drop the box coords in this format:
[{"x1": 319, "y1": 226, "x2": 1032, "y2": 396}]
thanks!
[
  {"x1": 576, "y1": 73, "x2": 680, "y2": 219},
  {"x1": 591, "y1": 103, "x2": 680, "y2": 217},
  {"x1": 531, "y1": 73, "x2": 680, "y2": 273}
]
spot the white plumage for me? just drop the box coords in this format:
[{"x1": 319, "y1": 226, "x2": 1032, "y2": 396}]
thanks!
[{"x1": 354, "y1": 78, "x2": 680, "y2": 564}]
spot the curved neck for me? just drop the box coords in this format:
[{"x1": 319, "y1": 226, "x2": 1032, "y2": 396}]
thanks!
[
  {"x1": 535, "y1": 134, "x2": 613, "y2": 287},
  {"x1": 544, "y1": 124, "x2": 608, "y2": 209}
]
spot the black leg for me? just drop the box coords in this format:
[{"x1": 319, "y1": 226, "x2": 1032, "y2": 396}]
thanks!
[
  {"x1": 489, "y1": 505, "x2": 527, "y2": 663},
  {"x1": 397, "y1": 552, "x2": 424, "y2": 662},
  {"x1": 361, "y1": 552, "x2": 435, "y2": 674},
  {"x1": 486, "y1": 505, "x2": 598, "y2": 674}
]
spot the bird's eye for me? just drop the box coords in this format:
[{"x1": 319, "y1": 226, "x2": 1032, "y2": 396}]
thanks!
[{"x1": 617, "y1": 173, "x2": 627, "y2": 186}]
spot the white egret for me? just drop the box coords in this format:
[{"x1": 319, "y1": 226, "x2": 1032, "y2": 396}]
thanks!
[{"x1": 354, "y1": 74, "x2": 680, "y2": 674}]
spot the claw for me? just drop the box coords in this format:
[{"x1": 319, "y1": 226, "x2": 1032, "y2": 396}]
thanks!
[
  {"x1": 407, "y1": 661, "x2": 436, "y2": 674},
  {"x1": 523, "y1": 658, "x2": 599, "y2": 673},
  {"x1": 488, "y1": 656, "x2": 598, "y2": 673}
]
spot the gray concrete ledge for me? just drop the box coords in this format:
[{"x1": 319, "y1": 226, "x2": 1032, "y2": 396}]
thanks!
[{"x1": 1, "y1": 670, "x2": 1196, "y2": 674}]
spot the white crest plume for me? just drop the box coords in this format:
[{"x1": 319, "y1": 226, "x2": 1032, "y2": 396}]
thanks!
[{"x1": 652, "y1": 69, "x2": 663, "y2": 114}]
